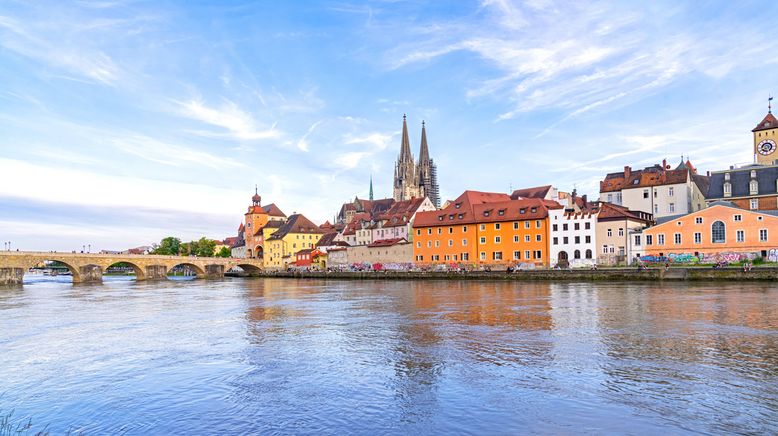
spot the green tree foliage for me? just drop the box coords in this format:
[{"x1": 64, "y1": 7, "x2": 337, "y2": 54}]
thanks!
[
  {"x1": 194, "y1": 237, "x2": 216, "y2": 257},
  {"x1": 151, "y1": 237, "x2": 182, "y2": 255},
  {"x1": 216, "y1": 246, "x2": 231, "y2": 258}
]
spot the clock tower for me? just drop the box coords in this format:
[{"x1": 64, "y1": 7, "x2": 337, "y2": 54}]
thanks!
[{"x1": 753, "y1": 98, "x2": 778, "y2": 165}]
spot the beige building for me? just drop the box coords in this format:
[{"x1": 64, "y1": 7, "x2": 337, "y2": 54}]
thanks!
[
  {"x1": 327, "y1": 247, "x2": 349, "y2": 268},
  {"x1": 346, "y1": 238, "x2": 412, "y2": 268},
  {"x1": 596, "y1": 203, "x2": 652, "y2": 265}
]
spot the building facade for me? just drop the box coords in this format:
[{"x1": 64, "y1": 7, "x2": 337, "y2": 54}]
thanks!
[
  {"x1": 596, "y1": 203, "x2": 653, "y2": 265},
  {"x1": 346, "y1": 238, "x2": 413, "y2": 268},
  {"x1": 393, "y1": 115, "x2": 440, "y2": 207},
  {"x1": 412, "y1": 191, "x2": 560, "y2": 268},
  {"x1": 599, "y1": 159, "x2": 709, "y2": 218},
  {"x1": 264, "y1": 214, "x2": 325, "y2": 269},
  {"x1": 641, "y1": 202, "x2": 778, "y2": 262},
  {"x1": 548, "y1": 209, "x2": 597, "y2": 268}
]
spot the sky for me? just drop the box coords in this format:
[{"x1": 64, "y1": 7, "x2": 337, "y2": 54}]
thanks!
[{"x1": 1, "y1": 0, "x2": 777, "y2": 251}]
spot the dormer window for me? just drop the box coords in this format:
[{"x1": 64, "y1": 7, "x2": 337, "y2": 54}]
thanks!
[
  {"x1": 498, "y1": 209, "x2": 505, "y2": 216},
  {"x1": 519, "y1": 208, "x2": 526, "y2": 214},
  {"x1": 723, "y1": 182, "x2": 732, "y2": 197},
  {"x1": 751, "y1": 170, "x2": 757, "y2": 178},
  {"x1": 530, "y1": 207, "x2": 537, "y2": 213},
  {"x1": 724, "y1": 172, "x2": 730, "y2": 181},
  {"x1": 455, "y1": 203, "x2": 462, "y2": 209},
  {"x1": 458, "y1": 213, "x2": 464, "y2": 219},
  {"x1": 483, "y1": 210, "x2": 490, "y2": 217},
  {"x1": 449, "y1": 214, "x2": 455, "y2": 220},
  {"x1": 438, "y1": 215, "x2": 444, "y2": 221},
  {"x1": 750, "y1": 180, "x2": 759, "y2": 195}
]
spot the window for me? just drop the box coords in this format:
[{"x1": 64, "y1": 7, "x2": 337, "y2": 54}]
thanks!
[
  {"x1": 654, "y1": 204, "x2": 659, "y2": 214},
  {"x1": 585, "y1": 236, "x2": 591, "y2": 243},
  {"x1": 646, "y1": 235, "x2": 653, "y2": 245},
  {"x1": 574, "y1": 236, "x2": 580, "y2": 244},
  {"x1": 712, "y1": 221, "x2": 726, "y2": 243},
  {"x1": 607, "y1": 229, "x2": 612, "y2": 237},
  {"x1": 736, "y1": 230, "x2": 744, "y2": 242},
  {"x1": 658, "y1": 234, "x2": 665, "y2": 245},
  {"x1": 724, "y1": 172, "x2": 730, "y2": 181},
  {"x1": 750, "y1": 180, "x2": 759, "y2": 195},
  {"x1": 435, "y1": 241, "x2": 440, "y2": 247},
  {"x1": 563, "y1": 236, "x2": 568, "y2": 244},
  {"x1": 760, "y1": 229, "x2": 768, "y2": 242},
  {"x1": 574, "y1": 250, "x2": 581, "y2": 259},
  {"x1": 694, "y1": 232, "x2": 702, "y2": 244},
  {"x1": 458, "y1": 214, "x2": 464, "y2": 219},
  {"x1": 750, "y1": 199, "x2": 759, "y2": 210},
  {"x1": 494, "y1": 223, "x2": 501, "y2": 230},
  {"x1": 668, "y1": 187, "x2": 674, "y2": 196},
  {"x1": 552, "y1": 224, "x2": 558, "y2": 231},
  {"x1": 463, "y1": 226, "x2": 468, "y2": 232},
  {"x1": 585, "y1": 222, "x2": 591, "y2": 230},
  {"x1": 448, "y1": 239, "x2": 453, "y2": 246},
  {"x1": 668, "y1": 203, "x2": 675, "y2": 213},
  {"x1": 479, "y1": 237, "x2": 486, "y2": 244},
  {"x1": 437, "y1": 228, "x2": 442, "y2": 234},
  {"x1": 514, "y1": 235, "x2": 520, "y2": 243},
  {"x1": 536, "y1": 220, "x2": 542, "y2": 228},
  {"x1": 574, "y1": 223, "x2": 580, "y2": 231},
  {"x1": 618, "y1": 228, "x2": 624, "y2": 237},
  {"x1": 416, "y1": 241, "x2": 421, "y2": 248},
  {"x1": 462, "y1": 253, "x2": 469, "y2": 261},
  {"x1": 536, "y1": 234, "x2": 542, "y2": 242},
  {"x1": 553, "y1": 237, "x2": 559, "y2": 245},
  {"x1": 585, "y1": 249, "x2": 592, "y2": 259},
  {"x1": 674, "y1": 233, "x2": 681, "y2": 244},
  {"x1": 643, "y1": 189, "x2": 649, "y2": 199},
  {"x1": 483, "y1": 211, "x2": 490, "y2": 217},
  {"x1": 513, "y1": 251, "x2": 521, "y2": 260},
  {"x1": 563, "y1": 223, "x2": 569, "y2": 231},
  {"x1": 493, "y1": 252, "x2": 503, "y2": 260},
  {"x1": 498, "y1": 209, "x2": 505, "y2": 216},
  {"x1": 480, "y1": 224, "x2": 486, "y2": 231},
  {"x1": 480, "y1": 252, "x2": 486, "y2": 261},
  {"x1": 634, "y1": 235, "x2": 642, "y2": 246},
  {"x1": 531, "y1": 207, "x2": 537, "y2": 213},
  {"x1": 495, "y1": 236, "x2": 501, "y2": 244},
  {"x1": 616, "y1": 193, "x2": 622, "y2": 204},
  {"x1": 525, "y1": 250, "x2": 531, "y2": 259},
  {"x1": 526, "y1": 235, "x2": 532, "y2": 243},
  {"x1": 733, "y1": 214, "x2": 742, "y2": 222},
  {"x1": 602, "y1": 245, "x2": 608, "y2": 254},
  {"x1": 533, "y1": 250, "x2": 542, "y2": 259},
  {"x1": 695, "y1": 217, "x2": 703, "y2": 224},
  {"x1": 607, "y1": 194, "x2": 613, "y2": 203},
  {"x1": 515, "y1": 222, "x2": 521, "y2": 230},
  {"x1": 462, "y1": 239, "x2": 468, "y2": 246},
  {"x1": 449, "y1": 227, "x2": 454, "y2": 233},
  {"x1": 520, "y1": 208, "x2": 526, "y2": 214},
  {"x1": 723, "y1": 182, "x2": 732, "y2": 197},
  {"x1": 427, "y1": 228, "x2": 432, "y2": 234}
]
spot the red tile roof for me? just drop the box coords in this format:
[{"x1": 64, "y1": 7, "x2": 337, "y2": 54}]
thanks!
[
  {"x1": 597, "y1": 202, "x2": 652, "y2": 223},
  {"x1": 342, "y1": 212, "x2": 372, "y2": 235},
  {"x1": 600, "y1": 161, "x2": 706, "y2": 193},
  {"x1": 511, "y1": 185, "x2": 552, "y2": 200},
  {"x1": 413, "y1": 191, "x2": 560, "y2": 227},
  {"x1": 753, "y1": 112, "x2": 778, "y2": 132},
  {"x1": 377, "y1": 197, "x2": 428, "y2": 227},
  {"x1": 368, "y1": 238, "x2": 408, "y2": 247}
]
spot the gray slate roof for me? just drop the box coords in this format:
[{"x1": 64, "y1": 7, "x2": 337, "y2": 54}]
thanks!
[{"x1": 707, "y1": 165, "x2": 778, "y2": 199}]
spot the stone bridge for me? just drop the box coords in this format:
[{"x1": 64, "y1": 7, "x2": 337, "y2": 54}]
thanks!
[{"x1": 0, "y1": 251, "x2": 264, "y2": 285}]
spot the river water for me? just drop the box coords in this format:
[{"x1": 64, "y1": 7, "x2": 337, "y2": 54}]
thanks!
[{"x1": 1, "y1": 277, "x2": 776, "y2": 435}]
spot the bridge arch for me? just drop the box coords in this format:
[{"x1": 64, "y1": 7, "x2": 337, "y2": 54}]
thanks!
[
  {"x1": 167, "y1": 262, "x2": 205, "y2": 279},
  {"x1": 230, "y1": 263, "x2": 262, "y2": 275},
  {"x1": 26, "y1": 258, "x2": 101, "y2": 283},
  {"x1": 103, "y1": 261, "x2": 147, "y2": 281}
]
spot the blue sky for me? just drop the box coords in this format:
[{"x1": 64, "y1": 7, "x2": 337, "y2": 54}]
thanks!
[{"x1": 1, "y1": 0, "x2": 777, "y2": 251}]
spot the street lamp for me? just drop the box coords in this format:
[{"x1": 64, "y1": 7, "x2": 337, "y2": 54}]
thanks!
[{"x1": 88, "y1": 244, "x2": 91, "y2": 253}]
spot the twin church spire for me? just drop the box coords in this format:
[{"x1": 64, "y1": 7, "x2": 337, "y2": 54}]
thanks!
[{"x1": 393, "y1": 115, "x2": 440, "y2": 207}]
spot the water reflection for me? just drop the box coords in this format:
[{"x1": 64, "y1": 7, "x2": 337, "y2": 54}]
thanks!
[{"x1": 1, "y1": 278, "x2": 776, "y2": 434}]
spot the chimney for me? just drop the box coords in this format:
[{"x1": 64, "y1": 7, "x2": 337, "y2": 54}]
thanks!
[
  {"x1": 707, "y1": 171, "x2": 710, "y2": 177},
  {"x1": 662, "y1": 159, "x2": 667, "y2": 171},
  {"x1": 624, "y1": 166, "x2": 631, "y2": 179}
]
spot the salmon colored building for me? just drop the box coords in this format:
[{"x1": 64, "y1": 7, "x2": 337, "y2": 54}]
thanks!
[
  {"x1": 642, "y1": 202, "x2": 778, "y2": 261},
  {"x1": 412, "y1": 190, "x2": 562, "y2": 268}
]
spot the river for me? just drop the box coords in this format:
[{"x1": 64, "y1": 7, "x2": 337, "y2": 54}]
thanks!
[{"x1": 1, "y1": 277, "x2": 777, "y2": 434}]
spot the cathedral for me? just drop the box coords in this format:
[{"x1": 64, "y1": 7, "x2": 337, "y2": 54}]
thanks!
[{"x1": 393, "y1": 115, "x2": 440, "y2": 207}]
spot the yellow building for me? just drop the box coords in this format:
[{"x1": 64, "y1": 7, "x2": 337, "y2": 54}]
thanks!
[
  {"x1": 265, "y1": 214, "x2": 326, "y2": 269},
  {"x1": 242, "y1": 187, "x2": 287, "y2": 259},
  {"x1": 753, "y1": 107, "x2": 778, "y2": 165}
]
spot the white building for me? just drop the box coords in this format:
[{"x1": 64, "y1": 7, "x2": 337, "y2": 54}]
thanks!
[
  {"x1": 370, "y1": 197, "x2": 435, "y2": 243},
  {"x1": 549, "y1": 208, "x2": 597, "y2": 267},
  {"x1": 599, "y1": 159, "x2": 709, "y2": 219}
]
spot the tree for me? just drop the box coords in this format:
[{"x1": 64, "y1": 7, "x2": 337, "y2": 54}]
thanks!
[
  {"x1": 216, "y1": 246, "x2": 231, "y2": 258},
  {"x1": 151, "y1": 237, "x2": 181, "y2": 255},
  {"x1": 194, "y1": 237, "x2": 216, "y2": 257}
]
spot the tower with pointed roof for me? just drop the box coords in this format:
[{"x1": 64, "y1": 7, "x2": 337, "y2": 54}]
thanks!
[
  {"x1": 753, "y1": 97, "x2": 778, "y2": 165},
  {"x1": 369, "y1": 175, "x2": 374, "y2": 201},
  {"x1": 392, "y1": 115, "x2": 440, "y2": 205},
  {"x1": 416, "y1": 120, "x2": 440, "y2": 207}
]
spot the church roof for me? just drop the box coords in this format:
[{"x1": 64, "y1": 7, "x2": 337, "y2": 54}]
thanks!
[
  {"x1": 399, "y1": 114, "x2": 413, "y2": 163},
  {"x1": 752, "y1": 112, "x2": 778, "y2": 132}
]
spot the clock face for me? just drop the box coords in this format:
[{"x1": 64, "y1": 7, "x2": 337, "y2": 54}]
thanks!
[{"x1": 758, "y1": 139, "x2": 777, "y2": 156}]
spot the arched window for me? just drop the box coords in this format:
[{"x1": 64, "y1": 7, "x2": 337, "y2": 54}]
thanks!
[
  {"x1": 712, "y1": 221, "x2": 726, "y2": 243},
  {"x1": 585, "y1": 249, "x2": 593, "y2": 259},
  {"x1": 574, "y1": 250, "x2": 581, "y2": 259}
]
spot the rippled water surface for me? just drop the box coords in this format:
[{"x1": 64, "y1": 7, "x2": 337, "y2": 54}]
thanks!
[{"x1": 1, "y1": 277, "x2": 777, "y2": 434}]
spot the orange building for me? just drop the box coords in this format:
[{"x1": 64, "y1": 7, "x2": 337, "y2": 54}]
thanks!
[
  {"x1": 412, "y1": 190, "x2": 562, "y2": 268},
  {"x1": 642, "y1": 202, "x2": 778, "y2": 261}
]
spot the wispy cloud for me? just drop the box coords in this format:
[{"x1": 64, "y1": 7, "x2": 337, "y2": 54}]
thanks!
[
  {"x1": 176, "y1": 98, "x2": 281, "y2": 140},
  {"x1": 296, "y1": 120, "x2": 324, "y2": 152},
  {"x1": 110, "y1": 134, "x2": 245, "y2": 168}
]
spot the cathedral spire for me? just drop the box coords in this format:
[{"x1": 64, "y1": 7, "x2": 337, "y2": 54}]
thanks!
[
  {"x1": 418, "y1": 120, "x2": 429, "y2": 164},
  {"x1": 399, "y1": 114, "x2": 413, "y2": 162},
  {"x1": 369, "y1": 174, "x2": 374, "y2": 201}
]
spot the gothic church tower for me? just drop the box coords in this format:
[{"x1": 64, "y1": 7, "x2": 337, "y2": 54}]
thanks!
[{"x1": 392, "y1": 115, "x2": 440, "y2": 206}]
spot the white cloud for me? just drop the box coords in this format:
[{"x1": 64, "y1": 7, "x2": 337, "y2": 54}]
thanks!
[
  {"x1": 110, "y1": 134, "x2": 245, "y2": 169},
  {"x1": 296, "y1": 120, "x2": 324, "y2": 152},
  {"x1": 176, "y1": 98, "x2": 280, "y2": 140}
]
